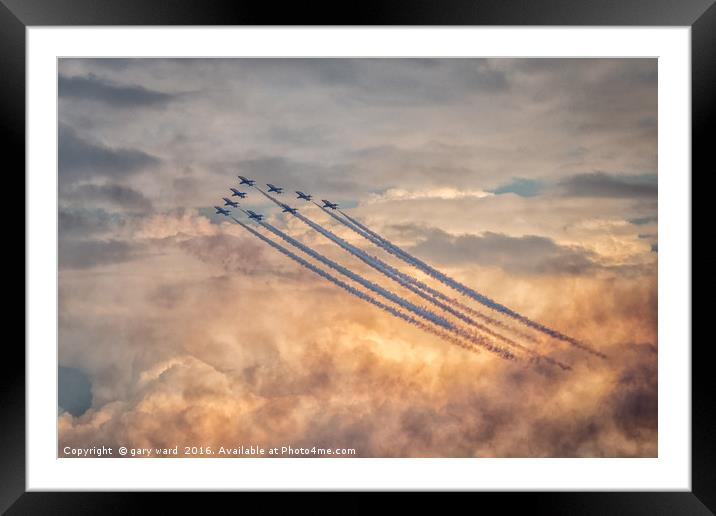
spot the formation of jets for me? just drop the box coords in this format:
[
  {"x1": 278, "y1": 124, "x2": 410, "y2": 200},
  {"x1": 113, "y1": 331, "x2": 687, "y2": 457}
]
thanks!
[{"x1": 214, "y1": 176, "x2": 340, "y2": 220}]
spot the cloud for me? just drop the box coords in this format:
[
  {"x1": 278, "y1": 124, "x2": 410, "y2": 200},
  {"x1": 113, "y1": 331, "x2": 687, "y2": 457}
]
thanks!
[
  {"x1": 237, "y1": 58, "x2": 510, "y2": 105},
  {"x1": 609, "y1": 350, "x2": 658, "y2": 440},
  {"x1": 58, "y1": 292, "x2": 659, "y2": 457},
  {"x1": 59, "y1": 73, "x2": 176, "y2": 107},
  {"x1": 57, "y1": 210, "x2": 658, "y2": 456},
  {"x1": 67, "y1": 184, "x2": 153, "y2": 212},
  {"x1": 56, "y1": 58, "x2": 658, "y2": 458},
  {"x1": 397, "y1": 224, "x2": 600, "y2": 275},
  {"x1": 263, "y1": 125, "x2": 331, "y2": 146},
  {"x1": 559, "y1": 172, "x2": 657, "y2": 198},
  {"x1": 59, "y1": 124, "x2": 160, "y2": 183},
  {"x1": 59, "y1": 208, "x2": 116, "y2": 237},
  {"x1": 367, "y1": 187, "x2": 493, "y2": 203},
  {"x1": 134, "y1": 211, "x2": 220, "y2": 241},
  {"x1": 59, "y1": 239, "x2": 141, "y2": 270},
  {"x1": 178, "y1": 233, "x2": 269, "y2": 275}
]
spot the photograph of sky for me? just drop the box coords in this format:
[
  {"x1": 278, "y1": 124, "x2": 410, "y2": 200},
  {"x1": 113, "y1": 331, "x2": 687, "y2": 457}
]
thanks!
[{"x1": 58, "y1": 58, "x2": 657, "y2": 458}]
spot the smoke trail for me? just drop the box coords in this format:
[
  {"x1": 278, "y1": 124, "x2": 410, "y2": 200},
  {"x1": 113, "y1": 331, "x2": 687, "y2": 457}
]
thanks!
[
  {"x1": 443, "y1": 299, "x2": 541, "y2": 345},
  {"x1": 253, "y1": 189, "x2": 525, "y2": 360},
  {"x1": 230, "y1": 216, "x2": 480, "y2": 356},
  {"x1": 257, "y1": 188, "x2": 446, "y2": 300},
  {"x1": 239, "y1": 209, "x2": 525, "y2": 362},
  {"x1": 299, "y1": 211, "x2": 502, "y2": 332},
  {"x1": 315, "y1": 201, "x2": 542, "y2": 345},
  {"x1": 467, "y1": 327, "x2": 570, "y2": 370},
  {"x1": 238, "y1": 209, "x2": 453, "y2": 331},
  {"x1": 338, "y1": 209, "x2": 605, "y2": 359},
  {"x1": 295, "y1": 197, "x2": 567, "y2": 365},
  {"x1": 253, "y1": 186, "x2": 556, "y2": 358},
  {"x1": 257, "y1": 188, "x2": 499, "y2": 332},
  {"x1": 235, "y1": 210, "x2": 516, "y2": 360}
]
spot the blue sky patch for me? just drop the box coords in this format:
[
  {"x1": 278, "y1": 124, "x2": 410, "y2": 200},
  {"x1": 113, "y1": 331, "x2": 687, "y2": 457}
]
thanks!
[{"x1": 488, "y1": 177, "x2": 545, "y2": 197}]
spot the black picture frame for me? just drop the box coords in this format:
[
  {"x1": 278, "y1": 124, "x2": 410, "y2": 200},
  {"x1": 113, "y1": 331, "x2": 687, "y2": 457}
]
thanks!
[{"x1": 4, "y1": 0, "x2": 708, "y2": 513}]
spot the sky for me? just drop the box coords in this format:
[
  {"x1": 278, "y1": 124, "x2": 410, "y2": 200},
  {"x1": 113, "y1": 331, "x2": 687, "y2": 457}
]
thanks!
[{"x1": 58, "y1": 58, "x2": 657, "y2": 457}]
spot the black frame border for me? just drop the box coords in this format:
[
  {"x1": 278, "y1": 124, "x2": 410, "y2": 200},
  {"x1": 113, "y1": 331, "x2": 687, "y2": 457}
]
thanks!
[{"x1": 5, "y1": 0, "x2": 709, "y2": 513}]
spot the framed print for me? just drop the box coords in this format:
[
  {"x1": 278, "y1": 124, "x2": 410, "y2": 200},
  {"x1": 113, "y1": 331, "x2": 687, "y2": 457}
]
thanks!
[{"x1": 5, "y1": 0, "x2": 709, "y2": 512}]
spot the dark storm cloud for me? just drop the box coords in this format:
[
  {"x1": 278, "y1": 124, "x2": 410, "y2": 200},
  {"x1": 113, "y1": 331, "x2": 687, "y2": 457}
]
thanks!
[
  {"x1": 559, "y1": 172, "x2": 657, "y2": 199},
  {"x1": 69, "y1": 184, "x2": 153, "y2": 212},
  {"x1": 59, "y1": 124, "x2": 160, "y2": 183},
  {"x1": 59, "y1": 239, "x2": 141, "y2": 270},
  {"x1": 395, "y1": 224, "x2": 599, "y2": 275},
  {"x1": 59, "y1": 73, "x2": 176, "y2": 107}
]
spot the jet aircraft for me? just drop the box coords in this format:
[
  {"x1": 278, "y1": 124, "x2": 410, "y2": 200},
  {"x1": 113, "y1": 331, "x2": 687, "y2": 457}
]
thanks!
[
  {"x1": 238, "y1": 175, "x2": 256, "y2": 186},
  {"x1": 246, "y1": 210, "x2": 264, "y2": 221},
  {"x1": 230, "y1": 188, "x2": 247, "y2": 198},
  {"x1": 295, "y1": 191, "x2": 312, "y2": 201},
  {"x1": 267, "y1": 183, "x2": 284, "y2": 194},
  {"x1": 321, "y1": 199, "x2": 339, "y2": 210},
  {"x1": 214, "y1": 206, "x2": 231, "y2": 216},
  {"x1": 223, "y1": 197, "x2": 239, "y2": 208}
]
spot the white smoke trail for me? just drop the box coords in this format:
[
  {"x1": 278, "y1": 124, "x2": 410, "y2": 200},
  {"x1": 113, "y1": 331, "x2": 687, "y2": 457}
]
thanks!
[
  {"x1": 235, "y1": 210, "x2": 516, "y2": 360},
  {"x1": 337, "y1": 209, "x2": 605, "y2": 359},
  {"x1": 256, "y1": 189, "x2": 581, "y2": 366},
  {"x1": 315, "y1": 202, "x2": 542, "y2": 344},
  {"x1": 302, "y1": 201, "x2": 569, "y2": 366},
  {"x1": 310, "y1": 213, "x2": 561, "y2": 363},
  {"x1": 256, "y1": 189, "x2": 498, "y2": 332},
  {"x1": 242, "y1": 210, "x2": 523, "y2": 360},
  {"x1": 251, "y1": 210, "x2": 554, "y2": 362},
  {"x1": 230, "y1": 216, "x2": 481, "y2": 356},
  {"x1": 237, "y1": 208, "x2": 453, "y2": 330},
  {"x1": 253, "y1": 189, "x2": 524, "y2": 360}
]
